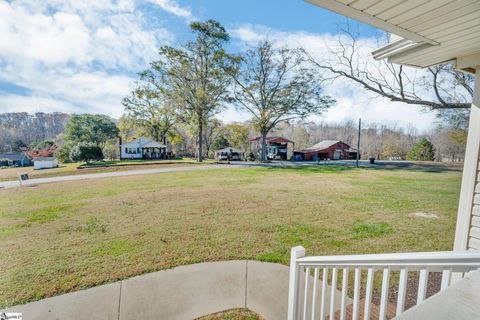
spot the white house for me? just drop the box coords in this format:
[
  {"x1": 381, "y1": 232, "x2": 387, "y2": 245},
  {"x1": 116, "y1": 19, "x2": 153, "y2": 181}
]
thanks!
[
  {"x1": 33, "y1": 157, "x2": 58, "y2": 169},
  {"x1": 120, "y1": 137, "x2": 169, "y2": 160}
]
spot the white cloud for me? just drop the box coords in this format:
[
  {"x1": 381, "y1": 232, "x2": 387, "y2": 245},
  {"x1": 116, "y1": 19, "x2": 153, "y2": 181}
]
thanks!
[
  {"x1": 229, "y1": 24, "x2": 440, "y2": 132},
  {"x1": 146, "y1": 0, "x2": 195, "y2": 22},
  {"x1": 0, "y1": 0, "x2": 172, "y2": 69},
  {"x1": 0, "y1": 0, "x2": 177, "y2": 117},
  {"x1": 0, "y1": 70, "x2": 134, "y2": 117}
]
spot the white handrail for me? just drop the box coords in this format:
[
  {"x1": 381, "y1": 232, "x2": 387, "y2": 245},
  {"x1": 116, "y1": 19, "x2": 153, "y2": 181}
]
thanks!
[
  {"x1": 296, "y1": 251, "x2": 480, "y2": 271},
  {"x1": 288, "y1": 247, "x2": 480, "y2": 320}
]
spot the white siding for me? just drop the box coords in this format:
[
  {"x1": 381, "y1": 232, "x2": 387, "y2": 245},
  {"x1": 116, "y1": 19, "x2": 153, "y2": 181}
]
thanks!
[
  {"x1": 468, "y1": 160, "x2": 480, "y2": 250},
  {"x1": 120, "y1": 146, "x2": 142, "y2": 159},
  {"x1": 34, "y1": 159, "x2": 58, "y2": 169}
]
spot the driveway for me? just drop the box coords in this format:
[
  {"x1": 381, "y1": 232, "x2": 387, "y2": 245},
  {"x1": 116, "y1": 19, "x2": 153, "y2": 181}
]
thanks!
[{"x1": 0, "y1": 164, "x2": 244, "y2": 189}]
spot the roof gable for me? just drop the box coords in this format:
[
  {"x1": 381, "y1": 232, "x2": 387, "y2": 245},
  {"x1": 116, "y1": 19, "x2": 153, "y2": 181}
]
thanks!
[
  {"x1": 121, "y1": 137, "x2": 163, "y2": 148},
  {"x1": 302, "y1": 140, "x2": 350, "y2": 151},
  {"x1": 141, "y1": 141, "x2": 166, "y2": 148},
  {"x1": 34, "y1": 157, "x2": 56, "y2": 161},
  {"x1": 249, "y1": 136, "x2": 294, "y2": 144},
  {"x1": 0, "y1": 152, "x2": 27, "y2": 161}
]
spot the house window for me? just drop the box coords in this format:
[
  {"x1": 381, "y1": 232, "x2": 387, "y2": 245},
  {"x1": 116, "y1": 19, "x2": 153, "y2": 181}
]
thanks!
[{"x1": 126, "y1": 148, "x2": 138, "y2": 154}]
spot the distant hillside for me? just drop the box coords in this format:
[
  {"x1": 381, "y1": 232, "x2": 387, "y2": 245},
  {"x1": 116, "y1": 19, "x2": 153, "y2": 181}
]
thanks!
[{"x1": 0, "y1": 112, "x2": 70, "y2": 145}]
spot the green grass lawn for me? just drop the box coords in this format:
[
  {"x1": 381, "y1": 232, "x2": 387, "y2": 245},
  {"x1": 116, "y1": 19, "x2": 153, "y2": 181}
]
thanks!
[
  {"x1": 197, "y1": 308, "x2": 262, "y2": 320},
  {"x1": 0, "y1": 158, "x2": 210, "y2": 182},
  {"x1": 0, "y1": 165, "x2": 461, "y2": 308}
]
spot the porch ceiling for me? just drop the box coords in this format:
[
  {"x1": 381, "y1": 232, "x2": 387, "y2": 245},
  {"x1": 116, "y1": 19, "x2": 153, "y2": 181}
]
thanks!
[{"x1": 306, "y1": 0, "x2": 480, "y2": 72}]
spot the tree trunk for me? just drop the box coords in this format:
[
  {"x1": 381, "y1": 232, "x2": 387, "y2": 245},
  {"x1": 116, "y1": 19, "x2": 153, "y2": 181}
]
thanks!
[
  {"x1": 260, "y1": 131, "x2": 267, "y2": 162},
  {"x1": 197, "y1": 120, "x2": 203, "y2": 162},
  {"x1": 152, "y1": 125, "x2": 160, "y2": 143}
]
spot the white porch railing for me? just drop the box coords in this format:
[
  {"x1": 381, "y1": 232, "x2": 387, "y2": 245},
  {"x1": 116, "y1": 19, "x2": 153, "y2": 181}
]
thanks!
[{"x1": 287, "y1": 246, "x2": 480, "y2": 320}]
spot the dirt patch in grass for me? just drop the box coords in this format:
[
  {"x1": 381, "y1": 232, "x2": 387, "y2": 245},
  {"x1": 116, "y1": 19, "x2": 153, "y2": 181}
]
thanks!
[{"x1": 0, "y1": 166, "x2": 461, "y2": 307}]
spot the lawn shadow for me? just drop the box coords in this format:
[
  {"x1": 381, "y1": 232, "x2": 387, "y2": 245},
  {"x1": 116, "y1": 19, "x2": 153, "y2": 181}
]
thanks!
[
  {"x1": 363, "y1": 161, "x2": 463, "y2": 173},
  {"x1": 264, "y1": 160, "x2": 462, "y2": 174},
  {"x1": 263, "y1": 164, "x2": 353, "y2": 174}
]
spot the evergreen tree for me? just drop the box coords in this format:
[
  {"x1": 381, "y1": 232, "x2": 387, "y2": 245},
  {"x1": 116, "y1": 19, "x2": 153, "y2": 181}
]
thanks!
[{"x1": 407, "y1": 138, "x2": 436, "y2": 161}]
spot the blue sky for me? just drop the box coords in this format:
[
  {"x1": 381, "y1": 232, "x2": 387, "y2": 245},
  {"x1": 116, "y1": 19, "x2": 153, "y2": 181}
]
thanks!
[
  {"x1": 176, "y1": 0, "x2": 380, "y2": 38},
  {"x1": 0, "y1": 0, "x2": 438, "y2": 131}
]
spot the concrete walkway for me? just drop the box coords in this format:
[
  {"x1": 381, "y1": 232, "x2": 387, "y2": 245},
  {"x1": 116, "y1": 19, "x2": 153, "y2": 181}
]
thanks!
[
  {"x1": 0, "y1": 164, "x2": 244, "y2": 189},
  {"x1": 1, "y1": 261, "x2": 349, "y2": 320}
]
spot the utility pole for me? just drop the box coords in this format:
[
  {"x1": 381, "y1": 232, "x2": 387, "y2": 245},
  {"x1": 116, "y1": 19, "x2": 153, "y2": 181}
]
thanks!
[{"x1": 356, "y1": 118, "x2": 361, "y2": 168}]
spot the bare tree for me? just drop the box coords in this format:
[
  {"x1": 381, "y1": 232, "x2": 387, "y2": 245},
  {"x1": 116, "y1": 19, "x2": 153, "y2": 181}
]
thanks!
[
  {"x1": 203, "y1": 118, "x2": 223, "y2": 158},
  {"x1": 304, "y1": 28, "x2": 474, "y2": 112},
  {"x1": 428, "y1": 126, "x2": 466, "y2": 162},
  {"x1": 0, "y1": 126, "x2": 23, "y2": 152},
  {"x1": 233, "y1": 41, "x2": 335, "y2": 161}
]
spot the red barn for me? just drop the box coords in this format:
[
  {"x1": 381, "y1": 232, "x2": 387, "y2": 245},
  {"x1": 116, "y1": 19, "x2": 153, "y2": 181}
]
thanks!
[{"x1": 294, "y1": 140, "x2": 357, "y2": 161}]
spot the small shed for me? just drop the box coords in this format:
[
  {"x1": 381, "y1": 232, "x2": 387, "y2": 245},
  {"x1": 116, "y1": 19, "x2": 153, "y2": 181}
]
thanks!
[
  {"x1": 33, "y1": 157, "x2": 58, "y2": 169},
  {"x1": 215, "y1": 147, "x2": 244, "y2": 161}
]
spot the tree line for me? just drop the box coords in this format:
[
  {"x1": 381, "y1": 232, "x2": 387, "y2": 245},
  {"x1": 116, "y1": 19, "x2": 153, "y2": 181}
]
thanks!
[
  {"x1": 0, "y1": 111, "x2": 466, "y2": 163},
  {"x1": 0, "y1": 112, "x2": 69, "y2": 152},
  {"x1": 0, "y1": 20, "x2": 472, "y2": 163}
]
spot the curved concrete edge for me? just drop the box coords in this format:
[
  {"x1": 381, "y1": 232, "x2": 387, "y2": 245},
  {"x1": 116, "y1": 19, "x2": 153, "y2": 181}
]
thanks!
[
  {"x1": 1, "y1": 260, "x2": 350, "y2": 320},
  {"x1": 119, "y1": 260, "x2": 247, "y2": 320}
]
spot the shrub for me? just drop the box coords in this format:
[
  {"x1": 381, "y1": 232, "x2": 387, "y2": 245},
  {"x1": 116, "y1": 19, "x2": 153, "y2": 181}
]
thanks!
[
  {"x1": 54, "y1": 142, "x2": 75, "y2": 163},
  {"x1": 69, "y1": 142, "x2": 103, "y2": 163},
  {"x1": 407, "y1": 138, "x2": 435, "y2": 161},
  {"x1": 102, "y1": 139, "x2": 119, "y2": 160}
]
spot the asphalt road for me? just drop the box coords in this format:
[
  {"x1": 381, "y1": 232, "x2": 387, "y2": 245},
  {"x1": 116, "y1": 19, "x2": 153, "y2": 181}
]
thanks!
[{"x1": 0, "y1": 164, "x2": 243, "y2": 189}]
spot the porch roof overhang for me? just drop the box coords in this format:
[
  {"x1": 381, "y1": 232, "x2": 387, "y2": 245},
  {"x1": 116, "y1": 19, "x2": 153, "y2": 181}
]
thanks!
[
  {"x1": 141, "y1": 142, "x2": 166, "y2": 149},
  {"x1": 305, "y1": 0, "x2": 480, "y2": 73}
]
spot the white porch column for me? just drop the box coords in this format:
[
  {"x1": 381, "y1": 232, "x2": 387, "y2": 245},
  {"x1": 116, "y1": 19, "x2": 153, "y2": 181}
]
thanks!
[{"x1": 454, "y1": 67, "x2": 480, "y2": 251}]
